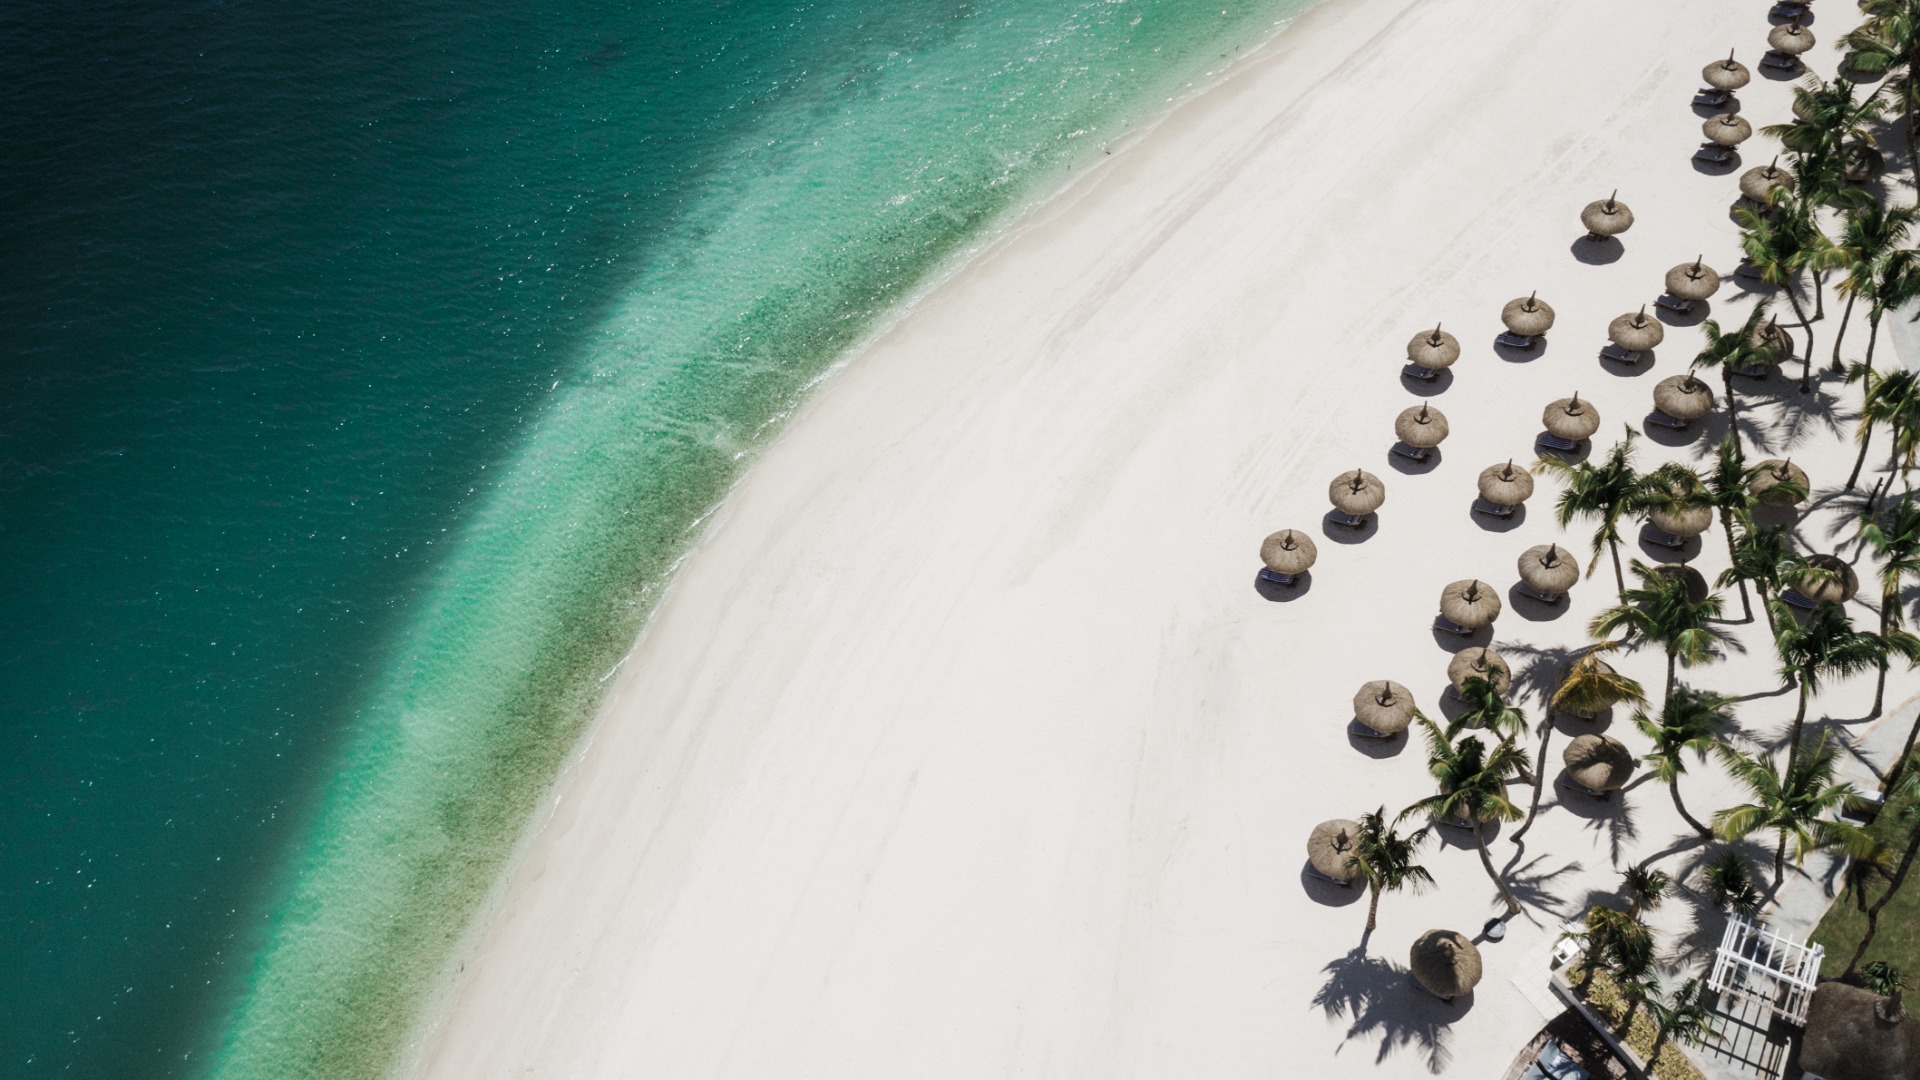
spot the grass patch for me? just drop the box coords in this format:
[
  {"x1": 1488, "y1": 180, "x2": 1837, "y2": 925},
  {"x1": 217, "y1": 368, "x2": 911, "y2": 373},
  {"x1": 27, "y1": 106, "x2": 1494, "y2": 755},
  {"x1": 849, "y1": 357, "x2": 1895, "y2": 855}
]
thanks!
[
  {"x1": 1567, "y1": 965, "x2": 1709, "y2": 1080},
  {"x1": 1811, "y1": 783, "x2": 1920, "y2": 978}
]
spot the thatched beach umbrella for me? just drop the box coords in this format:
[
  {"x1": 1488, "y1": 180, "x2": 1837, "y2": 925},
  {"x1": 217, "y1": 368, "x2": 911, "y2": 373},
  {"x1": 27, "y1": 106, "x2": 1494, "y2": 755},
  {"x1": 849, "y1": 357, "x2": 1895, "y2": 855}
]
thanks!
[
  {"x1": 1518, "y1": 543, "x2": 1580, "y2": 597},
  {"x1": 1307, "y1": 819, "x2": 1363, "y2": 885},
  {"x1": 1543, "y1": 395, "x2": 1601, "y2": 442},
  {"x1": 1650, "y1": 501, "x2": 1712, "y2": 540},
  {"x1": 1845, "y1": 143, "x2": 1886, "y2": 184},
  {"x1": 1563, "y1": 733, "x2": 1637, "y2": 796},
  {"x1": 1478, "y1": 460, "x2": 1535, "y2": 508},
  {"x1": 1502, "y1": 292, "x2": 1556, "y2": 336},
  {"x1": 1702, "y1": 50, "x2": 1751, "y2": 92},
  {"x1": 1666, "y1": 257, "x2": 1722, "y2": 302},
  {"x1": 1751, "y1": 458, "x2": 1810, "y2": 506},
  {"x1": 1769, "y1": 20, "x2": 1815, "y2": 56},
  {"x1": 1608, "y1": 306, "x2": 1665, "y2": 352},
  {"x1": 1791, "y1": 554, "x2": 1860, "y2": 606},
  {"x1": 1395, "y1": 403, "x2": 1450, "y2": 450},
  {"x1": 1410, "y1": 930, "x2": 1483, "y2": 1002},
  {"x1": 1740, "y1": 158, "x2": 1794, "y2": 202},
  {"x1": 1261, "y1": 529, "x2": 1317, "y2": 576},
  {"x1": 1653, "y1": 373, "x2": 1715, "y2": 421},
  {"x1": 1329, "y1": 468, "x2": 1386, "y2": 516},
  {"x1": 1439, "y1": 579, "x2": 1502, "y2": 631},
  {"x1": 1581, "y1": 192, "x2": 1634, "y2": 239},
  {"x1": 1653, "y1": 563, "x2": 1710, "y2": 605},
  {"x1": 1448, "y1": 646, "x2": 1512, "y2": 695},
  {"x1": 1704, "y1": 113, "x2": 1753, "y2": 147},
  {"x1": 1353, "y1": 680, "x2": 1417, "y2": 736},
  {"x1": 1406, "y1": 324, "x2": 1461, "y2": 371}
]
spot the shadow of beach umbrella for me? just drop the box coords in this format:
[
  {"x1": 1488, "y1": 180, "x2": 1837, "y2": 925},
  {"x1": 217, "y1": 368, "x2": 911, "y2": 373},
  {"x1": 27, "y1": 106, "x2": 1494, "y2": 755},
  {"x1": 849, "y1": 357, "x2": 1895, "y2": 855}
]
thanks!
[
  {"x1": 1750, "y1": 458, "x2": 1809, "y2": 507},
  {"x1": 1330, "y1": 468, "x2": 1386, "y2": 516},
  {"x1": 1448, "y1": 646, "x2": 1511, "y2": 695},
  {"x1": 1653, "y1": 373, "x2": 1715, "y2": 422},
  {"x1": 1543, "y1": 395, "x2": 1601, "y2": 442},
  {"x1": 1666, "y1": 257, "x2": 1722, "y2": 302},
  {"x1": 1406, "y1": 324, "x2": 1461, "y2": 371},
  {"x1": 1563, "y1": 733, "x2": 1637, "y2": 796},
  {"x1": 1608, "y1": 307, "x2": 1665, "y2": 352},
  {"x1": 1518, "y1": 543, "x2": 1580, "y2": 597},
  {"x1": 1704, "y1": 113, "x2": 1753, "y2": 147},
  {"x1": 1410, "y1": 930, "x2": 1483, "y2": 1002},
  {"x1": 1769, "y1": 20, "x2": 1815, "y2": 56},
  {"x1": 1703, "y1": 50, "x2": 1751, "y2": 92},
  {"x1": 1502, "y1": 292, "x2": 1556, "y2": 336},
  {"x1": 1307, "y1": 819, "x2": 1364, "y2": 885},
  {"x1": 1653, "y1": 562, "x2": 1710, "y2": 604},
  {"x1": 1395, "y1": 403, "x2": 1450, "y2": 450},
  {"x1": 1478, "y1": 460, "x2": 1535, "y2": 507},
  {"x1": 1353, "y1": 680, "x2": 1417, "y2": 736},
  {"x1": 1440, "y1": 579, "x2": 1502, "y2": 631},
  {"x1": 1581, "y1": 192, "x2": 1634, "y2": 240},
  {"x1": 1650, "y1": 501, "x2": 1712, "y2": 540},
  {"x1": 1790, "y1": 553, "x2": 1860, "y2": 606},
  {"x1": 1261, "y1": 529, "x2": 1317, "y2": 576},
  {"x1": 1739, "y1": 158, "x2": 1794, "y2": 202}
]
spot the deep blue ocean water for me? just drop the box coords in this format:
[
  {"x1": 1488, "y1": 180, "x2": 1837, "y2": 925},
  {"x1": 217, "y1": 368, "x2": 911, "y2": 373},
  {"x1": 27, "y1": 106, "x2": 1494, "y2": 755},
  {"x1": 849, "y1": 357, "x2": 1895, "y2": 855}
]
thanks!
[{"x1": 0, "y1": 1, "x2": 1308, "y2": 1076}]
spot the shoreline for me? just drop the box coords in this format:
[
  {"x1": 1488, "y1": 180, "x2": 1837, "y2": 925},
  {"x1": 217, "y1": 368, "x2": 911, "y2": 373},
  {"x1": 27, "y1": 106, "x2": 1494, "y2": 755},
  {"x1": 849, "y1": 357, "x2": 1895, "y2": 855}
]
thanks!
[{"x1": 410, "y1": 0, "x2": 1919, "y2": 1076}]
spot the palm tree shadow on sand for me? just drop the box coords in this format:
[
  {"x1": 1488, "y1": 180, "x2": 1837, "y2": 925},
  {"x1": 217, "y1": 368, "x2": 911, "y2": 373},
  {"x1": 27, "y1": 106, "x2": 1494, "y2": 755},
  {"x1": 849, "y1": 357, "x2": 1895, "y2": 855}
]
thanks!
[{"x1": 1311, "y1": 948, "x2": 1458, "y2": 1074}]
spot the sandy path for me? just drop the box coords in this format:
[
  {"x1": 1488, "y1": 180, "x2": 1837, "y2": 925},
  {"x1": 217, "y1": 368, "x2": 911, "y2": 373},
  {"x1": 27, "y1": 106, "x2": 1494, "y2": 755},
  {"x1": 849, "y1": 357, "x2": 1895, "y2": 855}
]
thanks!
[{"x1": 408, "y1": 0, "x2": 1916, "y2": 1076}]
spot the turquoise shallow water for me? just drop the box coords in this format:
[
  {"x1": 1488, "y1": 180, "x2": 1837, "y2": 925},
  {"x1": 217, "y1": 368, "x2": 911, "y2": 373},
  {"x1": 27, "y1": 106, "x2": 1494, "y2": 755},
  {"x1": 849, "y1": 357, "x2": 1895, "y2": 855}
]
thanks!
[{"x1": 0, "y1": 1, "x2": 1310, "y2": 1076}]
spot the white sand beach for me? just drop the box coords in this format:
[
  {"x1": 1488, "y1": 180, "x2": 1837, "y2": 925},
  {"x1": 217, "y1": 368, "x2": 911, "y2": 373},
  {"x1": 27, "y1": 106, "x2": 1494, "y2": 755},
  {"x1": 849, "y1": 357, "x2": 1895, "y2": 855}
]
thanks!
[{"x1": 408, "y1": 0, "x2": 1918, "y2": 1076}]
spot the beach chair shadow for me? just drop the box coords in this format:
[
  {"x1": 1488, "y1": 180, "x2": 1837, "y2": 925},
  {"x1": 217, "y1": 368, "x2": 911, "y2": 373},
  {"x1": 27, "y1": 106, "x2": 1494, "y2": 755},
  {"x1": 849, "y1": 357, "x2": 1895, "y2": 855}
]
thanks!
[
  {"x1": 1643, "y1": 413, "x2": 1702, "y2": 449},
  {"x1": 1494, "y1": 336, "x2": 1546, "y2": 364},
  {"x1": 1654, "y1": 299, "x2": 1709, "y2": 328},
  {"x1": 1301, "y1": 864, "x2": 1364, "y2": 907},
  {"x1": 1387, "y1": 445, "x2": 1441, "y2": 475},
  {"x1": 1569, "y1": 236, "x2": 1623, "y2": 266},
  {"x1": 1469, "y1": 501, "x2": 1526, "y2": 533},
  {"x1": 1599, "y1": 347, "x2": 1655, "y2": 378},
  {"x1": 1506, "y1": 583, "x2": 1567, "y2": 623},
  {"x1": 1636, "y1": 528, "x2": 1702, "y2": 563},
  {"x1": 1400, "y1": 367, "x2": 1452, "y2": 396},
  {"x1": 1253, "y1": 569, "x2": 1313, "y2": 602},
  {"x1": 1692, "y1": 150, "x2": 1741, "y2": 176},
  {"x1": 1321, "y1": 512, "x2": 1379, "y2": 544},
  {"x1": 1347, "y1": 723, "x2": 1406, "y2": 759}
]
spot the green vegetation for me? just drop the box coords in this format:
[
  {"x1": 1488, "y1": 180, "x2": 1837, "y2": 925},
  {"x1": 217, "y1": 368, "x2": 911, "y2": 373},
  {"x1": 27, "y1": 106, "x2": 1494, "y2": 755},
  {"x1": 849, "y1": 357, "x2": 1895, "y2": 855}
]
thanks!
[
  {"x1": 1814, "y1": 780, "x2": 1920, "y2": 977},
  {"x1": 1568, "y1": 965, "x2": 1710, "y2": 1080}
]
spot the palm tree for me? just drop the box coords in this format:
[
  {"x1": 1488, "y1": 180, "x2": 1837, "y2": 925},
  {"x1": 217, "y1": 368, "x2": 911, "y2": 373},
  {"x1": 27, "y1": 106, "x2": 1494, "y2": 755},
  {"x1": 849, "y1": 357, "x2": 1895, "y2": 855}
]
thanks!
[
  {"x1": 1620, "y1": 865, "x2": 1671, "y2": 917},
  {"x1": 1842, "y1": 0, "x2": 1920, "y2": 181},
  {"x1": 1513, "y1": 644, "x2": 1647, "y2": 843},
  {"x1": 1736, "y1": 201, "x2": 1834, "y2": 391},
  {"x1": 1404, "y1": 718, "x2": 1528, "y2": 917},
  {"x1": 1723, "y1": 525, "x2": 1794, "y2": 639},
  {"x1": 1845, "y1": 750, "x2": 1920, "y2": 977},
  {"x1": 1713, "y1": 733, "x2": 1873, "y2": 891},
  {"x1": 1700, "y1": 848, "x2": 1764, "y2": 916},
  {"x1": 1645, "y1": 977, "x2": 1724, "y2": 1066},
  {"x1": 1592, "y1": 561, "x2": 1728, "y2": 703},
  {"x1": 1831, "y1": 204, "x2": 1919, "y2": 371},
  {"x1": 1771, "y1": 597, "x2": 1907, "y2": 756},
  {"x1": 1537, "y1": 428, "x2": 1646, "y2": 595},
  {"x1": 1450, "y1": 675, "x2": 1527, "y2": 741},
  {"x1": 1575, "y1": 903, "x2": 1652, "y2": 996},
  {"x1": 1692, "y1": 304, "x2": 1780, "y2": 451},
  {"x1": 1345, "y1": 806, "x2": 1434, "y2": 937},
  {"x1": 1705, "y1": 438, "x2": 1761, "y2": 622},
  {"x1": 1864, "y1": 962, "x2": 1913, "y2": 1022},
  {"x1": 1634, "y1": 687, "x2": 1735, "y2": 839},
  {"x1": 1860, "y1": 495, "x2": 1920, "y2": 722},
  {"x1": 1847, "y1": 366, "x2": 1920, "y2": 492}
]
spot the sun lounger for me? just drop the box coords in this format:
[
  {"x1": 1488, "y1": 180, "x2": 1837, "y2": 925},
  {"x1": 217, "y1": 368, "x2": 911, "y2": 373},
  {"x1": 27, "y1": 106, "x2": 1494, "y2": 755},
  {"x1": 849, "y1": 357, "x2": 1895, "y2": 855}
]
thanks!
[
  {"x1": 1695, "y1": 144, "x2": 1734, "y2": 164},
  {"x1": 1645, "y1": 526, "x2": 1687, "y2": 550},
  {"x1": 1693, "y1": 88, "x2": 1729, "y2": 107},
  {"x1": 1537, "y1": 432, "x2": 1581, "y2": 453},
  {"x1": 1495, "y1": 331, "x2": 1535, "y2": 350},
  {"x1": 1783, "y1": 588, "x2": 1819, "y2": 611},
  {"x1": 1539, "y1": 1042, "x2": 1590, "y2": 1080},
  {"x1": 1732, "y1": 362, "x2": 1773, "y2": 379},
  {"x1": 1472, "y1": 498, "x2": 1515, "y2": 519},
  {"x1": 1655, "y1": 293, "x2": 1694, "y2": 314},
  {"x1": 1735, "y1": 262, "x2": 1765, "y2": 281},
  {"x1": 1761, "y1": 50, "x2": 1800, "y2": 71},
  {"x1": 1516, "y1": 582, "x2": 1563, "y2": 604},
  {"x1": 1403, "y1": 363, "x2": 1438, "y2": 381},
  {"x1": 1350, "y1": 719, "x2": 1397, "y2": 740},
  {"x1": 1647, "y1": 409, "x2": 1689, "y2": 431},
  {"x1": 1600, "y1": 343, "x2": 1641, "y2": 365},
  {"x1": 1390, "y1": 443, "x2": 1430, "y2": 463},
  {"x1": 1433, "y1": 614, "x2": 1475, "y2": 637},
  {"x1": 1327, "y1": 510, "x2": 1369, "y2": 528},
  {"x1": 1257, "y1": 567, "x2": 1297, "y2": 586},
  {"x1": 1305, "y1": 864, "x2": 1353, "y2": 887}
]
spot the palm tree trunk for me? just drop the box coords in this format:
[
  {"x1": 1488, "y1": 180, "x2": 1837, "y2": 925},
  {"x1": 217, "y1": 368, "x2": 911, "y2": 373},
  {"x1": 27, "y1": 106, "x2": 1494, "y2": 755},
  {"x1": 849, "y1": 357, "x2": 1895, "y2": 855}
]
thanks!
[
  {"x1": 1671, "y1": 779, "x2": 1713, "y2": 839},
  {"x1": 1665, "y1": 647, "x2": 1677, "y2": 705},
  {"x1": 1722, "y1": 511, "x2": 1753, "y2": 622},
  {"x1": 1723, "y1": 368, "x2": 1741, "y2": 452},
  {"x1": 1845, "y1": 810, "x2": 1920, "y2": 976},
  {"x1": 1608, "y1": 535, "x2": 1626, "y2": 597},
  {"x1": 1511, "y1": 724, "x2": 1556, "y2": 843},
  {"x1": 1774, "y1": 832, "x2": 1788, "y2": 892},
  {"x1": 1849, "y1": 315, "x2": 1884, "y2": 490},
  {"x1": 1366, "y1": 884, "x2": 1382, "y2": 933},
  {"x1": 1788, "y1": 677, "x2": 1812, "y2": 758},
  {"x1": 1889, "y1": 718, "x2": 1920, "y2": 794},
  {"x1": 1476, "y1": 824, "x2": 1523, "y2": 916},
  {"x1": 1909, "y1": 106, "x2": 1920, "y2": 195},
  {"x1": 1832, "y1": 289, "x2": 1860, "y2": 372},
  {"x1": 1851, "y1": 423, "x2": 1878, "y2": 491},
  {"x1": 1876, "y1": 590, "x2": 1894, "y2": 719},
  {"x1": 1813, "y1": 271, "x2": 1827, "y2": 321},
  {"x1": 1788, "y1": 287, "x2": 1817, "y2": 393}
]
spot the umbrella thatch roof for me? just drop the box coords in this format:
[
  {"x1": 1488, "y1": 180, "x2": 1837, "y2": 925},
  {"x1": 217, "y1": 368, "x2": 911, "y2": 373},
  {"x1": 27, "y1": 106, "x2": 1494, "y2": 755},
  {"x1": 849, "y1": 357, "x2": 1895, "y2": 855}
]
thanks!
[
  {"x1": 1740, "y1": 159, "x2": 1794, "y2": 202},
  {"x1": 1564, "y1": 733, "x2": 1637, "y2": 793},
  {"x1": 1650, "y1": 501, "x2": 1713, "y2": 538},
  {"x1": 1800, "y1": 981, "x2": 1920, "y2": 1080},
  {"x1": 1440, "y1": 578, "x2": 1502, "y2": 630},
  {"x1": 1581, "y1": 194, "x2": 1634, "y2": 238},
  {"x1": 1704, "y1": 113, "x2": 1754, "y2": 146},
  {"x1": 1519, "y1": 543, "x2": 1580, "y2": 595},
  {"x1": 1702, "y1": 52, "x2": 1751, "y2": 92},
  {"x1": 1608, "y1": 307, "x2": 1665, "y2": 351},
  {"x1": 1407, "y1": 325, "x2": 1461, "y2": 370},
  {"x1": 1395, "y1": 403, "x2": 1450, "y2": 449},
  {"x1": 1329, "y1": 468, "x2": 1386, "y2": 516},
  {"x1": 1751, "y1": 458, "x2": 1809, "y2": 506},
  {"x1": 1410, "y1": 930, "x2": 1483, "y2": 1000},
  {"x1": 1846, "y1": 143, "x2": 1887, "y2": 184},
  {"x1": 1261, "y1": 529, "x2": 1317, "y2": 575},
  {"x1": 1769, "y1": 20, "x2": 1815, "y2": 55},
  {"x1": 1793, "y1": 554, "x2": 1860, "y2": 606},
  {"x1": 1502, "y1": 292, "x2": 1556, "y2": 336},
  {"x1": 1543, "y1": 395, "x2": 1601, "y2": 441},
  {"x1": 1666, "y1": 258, "x2": 1722, "y2": 302},
  {"x1": 1749, "y1": 316, "x2": 1792, "y2": 356},
  {"x1": 1353, "y1": 680, "x2": 1416, "y2": 736},
  {"x1": 1654, "y1": 563, "x2": 1710, "y2": 604},
  {"x1": 1478, "y1": 460, "x2": 1534, "y2": 507},
  {"x1": 1308, "y1": 819, "x2": 1364, "y2": 884},
  {"x1": 1654, "y1": 374, "x2": 1715, "y2": 421},
  {"x1": 1448, "y1": 647, "x2": 1512, "y2": 694}
]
